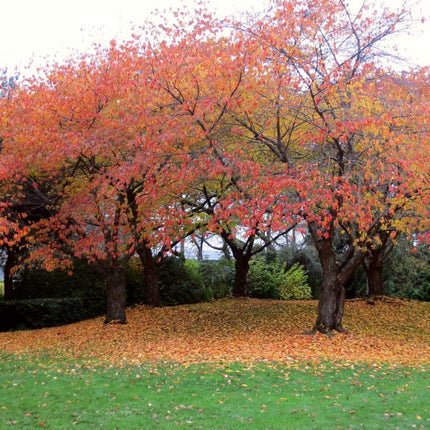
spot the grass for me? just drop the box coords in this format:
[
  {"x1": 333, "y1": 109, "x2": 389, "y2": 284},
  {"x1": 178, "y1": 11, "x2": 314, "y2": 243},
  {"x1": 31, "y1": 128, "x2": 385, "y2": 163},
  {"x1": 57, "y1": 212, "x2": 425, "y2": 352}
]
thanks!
[
  {"x1": 0, "y1": 356, "x2": 429, "y2": 429},
  {"x1": 0, "y1": 298, "x2": 429, "y2": 428}
]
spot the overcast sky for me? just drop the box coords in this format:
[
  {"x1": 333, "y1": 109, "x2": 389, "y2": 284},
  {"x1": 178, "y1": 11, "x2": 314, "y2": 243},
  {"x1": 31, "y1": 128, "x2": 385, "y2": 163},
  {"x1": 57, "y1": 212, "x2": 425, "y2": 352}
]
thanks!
[{"x1": 1, "y1": 0, "x2": 429, "y2": 74}]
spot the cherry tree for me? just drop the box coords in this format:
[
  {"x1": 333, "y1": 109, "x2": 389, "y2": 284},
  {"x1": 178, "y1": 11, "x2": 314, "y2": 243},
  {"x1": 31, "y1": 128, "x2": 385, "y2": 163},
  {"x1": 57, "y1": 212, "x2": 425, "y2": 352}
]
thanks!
[{"x1": 230, "y1": 0, "x2": 430, "y2": 331}]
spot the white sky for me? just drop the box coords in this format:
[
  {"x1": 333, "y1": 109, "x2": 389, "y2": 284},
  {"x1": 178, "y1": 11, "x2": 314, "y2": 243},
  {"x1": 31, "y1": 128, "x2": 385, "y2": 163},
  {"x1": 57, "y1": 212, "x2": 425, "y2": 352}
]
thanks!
[{"x1": 0, "y1": 0, "x2": 429, "y2": 74}]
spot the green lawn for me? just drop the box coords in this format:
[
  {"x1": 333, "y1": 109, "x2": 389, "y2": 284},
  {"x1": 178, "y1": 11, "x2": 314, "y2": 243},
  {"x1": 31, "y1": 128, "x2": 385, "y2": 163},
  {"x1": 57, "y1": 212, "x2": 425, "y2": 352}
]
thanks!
[{"x1": 0, "y1": 355, "x2": 428, "y2": 429}]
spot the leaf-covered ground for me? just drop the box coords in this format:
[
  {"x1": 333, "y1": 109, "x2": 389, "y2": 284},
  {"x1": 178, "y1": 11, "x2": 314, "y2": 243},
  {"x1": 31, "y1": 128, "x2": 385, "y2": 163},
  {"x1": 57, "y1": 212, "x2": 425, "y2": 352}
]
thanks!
[{"x1": 1, "y1": 298, "x2": 429, "y2": 366}]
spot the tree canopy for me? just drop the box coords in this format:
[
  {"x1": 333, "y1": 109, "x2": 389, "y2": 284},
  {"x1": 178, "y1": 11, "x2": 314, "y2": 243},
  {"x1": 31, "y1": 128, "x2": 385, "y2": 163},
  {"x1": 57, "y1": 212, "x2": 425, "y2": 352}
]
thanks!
[{"x1": 0, "y1": 0, "x2": 428, "y2": 329}]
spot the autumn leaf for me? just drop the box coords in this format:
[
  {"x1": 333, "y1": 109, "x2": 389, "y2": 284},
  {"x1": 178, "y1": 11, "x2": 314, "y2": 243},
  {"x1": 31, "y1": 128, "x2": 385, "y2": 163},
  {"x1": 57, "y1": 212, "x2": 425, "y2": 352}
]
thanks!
[{"x1": 0, "y1": 298, "x2": 428, "y2": 366}]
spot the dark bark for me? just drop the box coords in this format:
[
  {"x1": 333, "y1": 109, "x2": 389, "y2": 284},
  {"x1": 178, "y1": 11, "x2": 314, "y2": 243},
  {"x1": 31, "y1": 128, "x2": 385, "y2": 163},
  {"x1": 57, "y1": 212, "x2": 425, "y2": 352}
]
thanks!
[
  {"x1": 104, "y1": 267, "x2": 127, "y2": 324},
  {"x1": 363, "y1": 234, "x2": 392, "y2": 297},
  {"x1": 126, "y1": 184, "x2": 160, "y2": 306},
  {"x1": 311, "y1": 233, "x2": 347, "y2": 332},
  {"x1": 138, "y1": 245, "x2": 160, "y2": 307},
  {"x1": 308, "y1": 221, "x2": 364, "y2": 333},
  {"x1": 364, "y1": 253, "x2": 385, "y2": 296},
  {"x1": 220, "y1": 230, "x2": 253, "y2": 297},
  {"x1": 233, "y1": 253, "x2": 250, "y2": 297},
  {"x1": 3, "y1": 246, "x2": 16, "y2": 300},
  {"x1": 314, "y1": 273, "x2": 347, "y2": 333}
]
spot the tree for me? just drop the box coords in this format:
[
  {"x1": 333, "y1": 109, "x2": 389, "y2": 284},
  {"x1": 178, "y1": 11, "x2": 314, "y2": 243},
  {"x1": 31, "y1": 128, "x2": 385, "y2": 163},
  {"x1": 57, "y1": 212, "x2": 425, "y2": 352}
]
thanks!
[
  {"x1": 1, "y1": 0, "x2": 428, "y2": 332},
  {"x1": 1, "y1": 41, "x2": 195, "y2": 322},
  {"x1": 145, "y1": 13, "x2": 302, "y2": 296},
  {"x1": 182, "y1": 179, "x2": 297, "y2": 296},
  {"x1": 230, "y1": 0, "x2": 429, "y2": 331},
  {"x1": 360, "y1": 68, "x2": 430, "y2": 297},
  {"x1": 1, "y1": 71, "x2": 59, "y2": 300},
  {"x1": 0, "y1": 177, "x2": 56, "y2": 300},
  {"x1": 362, "y1": 231, "x2": 393, "y2": 296}
]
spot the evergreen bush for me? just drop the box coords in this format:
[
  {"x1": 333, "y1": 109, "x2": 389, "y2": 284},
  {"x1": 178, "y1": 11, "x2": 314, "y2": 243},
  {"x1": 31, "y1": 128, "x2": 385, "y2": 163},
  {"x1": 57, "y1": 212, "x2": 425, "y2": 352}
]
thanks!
[
  {"x1": 345, "y1": 241, "x2": 430, "y2": 301},
  {"x1": 159, "y1": 257, "x2": 212, "y2": 305},
  {"x1": 384, "y1": 244, "x2": 430, "y2": 301},
  {"x1": 249, "y1": 259, "x2": 282, "y2": 299},
  {"x1": 199, "y1": 259, "x2": 234, "y2": 299},
  {"x1": 278, "y1": 245, "x2": 322, "y2": 299},
  {"x1": 125, "y1": 257, "x2": 146, "y2": 305},
  {"x1": 0, "y1": 297, "x2": 86, "y2": 331},
  {"x1": 278, "y1": 262, "x2": 312, "y2": 300},
  {"x1": 12, "y1": 259, "x2": 106, "y2": 317},
  {"x1": 249, "y1": 258, "x2": 312, "y2": 300}
]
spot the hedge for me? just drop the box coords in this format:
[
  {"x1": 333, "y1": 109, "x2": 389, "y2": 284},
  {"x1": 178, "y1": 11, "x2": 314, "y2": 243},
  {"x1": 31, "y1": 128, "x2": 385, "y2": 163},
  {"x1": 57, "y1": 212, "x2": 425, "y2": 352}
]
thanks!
[{"x1": 0, "y1": 297, "x2": 87, "y2": 331}]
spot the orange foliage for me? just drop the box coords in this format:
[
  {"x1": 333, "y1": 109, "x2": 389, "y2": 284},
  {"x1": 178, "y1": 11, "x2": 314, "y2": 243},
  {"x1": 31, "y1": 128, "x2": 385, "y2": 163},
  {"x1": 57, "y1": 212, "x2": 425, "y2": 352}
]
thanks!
[
  {"x1": 1, "y1": 0, "x2": 429, "y2": 329},
  {"x1": 1, "y1": 298, "x2": 428, "y2": 366}
]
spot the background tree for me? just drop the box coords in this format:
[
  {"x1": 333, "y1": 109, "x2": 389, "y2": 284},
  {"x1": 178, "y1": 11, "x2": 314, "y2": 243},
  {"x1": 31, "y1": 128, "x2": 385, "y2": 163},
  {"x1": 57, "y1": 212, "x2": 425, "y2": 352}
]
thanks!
[
  {"x1": 1, "y1": 71, "x2": 60, "y2": 300},
  {"x1": 0, "y1": 177, "x2": 56, "y2": 300}
]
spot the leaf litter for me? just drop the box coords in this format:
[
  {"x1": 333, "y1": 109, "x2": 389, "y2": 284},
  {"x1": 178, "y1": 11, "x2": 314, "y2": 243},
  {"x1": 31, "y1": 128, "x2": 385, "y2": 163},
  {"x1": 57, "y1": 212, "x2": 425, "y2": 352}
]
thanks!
[{"x1": 0, "y1": 298, "x2": 429, "y2": 366}]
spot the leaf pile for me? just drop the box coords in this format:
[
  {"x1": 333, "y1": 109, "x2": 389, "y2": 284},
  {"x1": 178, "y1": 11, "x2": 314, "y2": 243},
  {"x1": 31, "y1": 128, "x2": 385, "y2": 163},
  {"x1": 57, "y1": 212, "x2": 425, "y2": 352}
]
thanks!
[{"x1": 1, "y1": 298, "x2": 429, "y2": 366}]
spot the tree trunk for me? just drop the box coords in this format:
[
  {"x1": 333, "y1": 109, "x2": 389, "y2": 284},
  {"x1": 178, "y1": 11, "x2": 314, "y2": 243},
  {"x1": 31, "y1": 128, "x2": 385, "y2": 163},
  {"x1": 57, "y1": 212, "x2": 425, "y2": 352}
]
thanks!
[
  {"x1": 3, "y1": 246, "x2": 16, "y2": 300},
  {"x1": 139, "y1": 246, "x2": 160, "y2": 307},
  {"x1": 364, "y1": 233, "x2": 392, "y2": 297},
  {"x1": 192, "y1": 235, "x2": 204, "y2": 261},
  {"x1": 365, "y1": 256, "x2": 384, "y2": 296},
  {"x1": 233, "y1": 254, "x2": 250, "y2": 297},
  {"x1": 308, "y1": 221, "x2": 364, "y2": 333},
  {"x1": 104, "y1": 267, "x2": 127, "y2": 324},
  {"x1": 126, "y1": 186, "x2": 160, "y2": 306},
  {"x1": 363, "y1": 237, "x2": 392, "y2": 297},
  {"x1": 220, "y1": 230, "x2": 254, "y2": 297},
  {"x1": 314, "y1": 272, "x2": 346, "y2": 333},
  {"x1": 221, "y1": 241, "x2": 232, "y2": 261}
]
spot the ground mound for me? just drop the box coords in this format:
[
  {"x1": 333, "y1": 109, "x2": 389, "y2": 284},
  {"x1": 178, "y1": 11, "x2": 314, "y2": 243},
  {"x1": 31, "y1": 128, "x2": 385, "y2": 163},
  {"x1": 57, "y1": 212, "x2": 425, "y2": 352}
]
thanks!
[{"x1": 1, "y1": 298, "x2": 429, "y2": 365}]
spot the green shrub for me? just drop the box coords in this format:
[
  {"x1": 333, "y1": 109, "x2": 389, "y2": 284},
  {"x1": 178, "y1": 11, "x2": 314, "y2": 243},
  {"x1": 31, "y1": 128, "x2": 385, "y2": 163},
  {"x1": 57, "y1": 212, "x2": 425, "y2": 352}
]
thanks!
[
  {"x1": 125, "y1": 257, "x2": 146, "y2": 305},
  {"x1": 278, "y1": 263, "x2": 312, "y2": 300},
  {"x1": 184, "y1": 259, "x2": 204, "y2": 284},
  {"x1": 277, "y1": 245, "x2": 322, "y2": 299},
  {"x1": 249, "y1": 259, "x2": 282, "y2": 299},
  {"x1": 0, "y1": 297, "x2": 86, "y2": 331},
  {"x1": 199, "y1": 259, "x2": 234, "y2": 299},
  {"x1": 345, "y1": 241, "x2": 430, "y2": 301},
  {"x1": 159, "y1": 257, "x2": 212, "y2": 306},
  {"x1": 249, "y1": 258, "x2": 312, "y2": 300},
  {"x1": 384, "y1": 244, "x2": 430, "y2": 301},
  {"x1": 12, "y1": 260, "x2": 106, "y2": 318}
]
